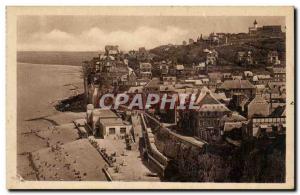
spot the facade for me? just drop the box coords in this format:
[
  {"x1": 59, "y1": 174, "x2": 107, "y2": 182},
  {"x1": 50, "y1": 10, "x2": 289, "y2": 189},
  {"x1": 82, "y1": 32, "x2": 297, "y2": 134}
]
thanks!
[
  {"x1": 249, "y1": 115, "x2": 285, "y2": 137},
  {"x1": 217, "y1": 79, "x2": 256, "y2": 98},
  {"x1": 105, "y1": 45, "x2": 120, "y2": 57},
  {"x1": 236, "y1": 51, "x2": 253, "y2": 66},
  {"x1": 272, "y1": 67, "x2": 286, "y2": 82},
  {"x1": 159, "y1": 63, "x2": 169, "y2": 76},
  {"x1": 86, "y1": 105, "x2": 132, "y2": 138},
  {"x1": 139, "y1": 62, "x2": 152, "y2": 79},
  {"x1": 248, "y1": 20, "x2": 283, "y2": 37},
  {"x1": 247, "y1": 94, "x2": 270, "y2": 118},
  {"x1": 268, "y1": 51, "x2": 281, "y2": 65},
  {"x1": 206, "y1": 49, "x2": 218, "y2": 65},
  {"x1": 179, "y1": 90, "x2": 231, "y2": 142},
  {"x1": 99, "y1": 118, "x2": 132, "y2": 139}
]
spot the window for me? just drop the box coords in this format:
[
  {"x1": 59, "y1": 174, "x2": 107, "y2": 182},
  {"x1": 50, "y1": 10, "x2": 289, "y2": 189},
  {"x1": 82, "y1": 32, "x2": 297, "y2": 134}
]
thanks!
[
  {"x1": 109, "y1": 128, "x2": 116, "y2": 135},
  {"x1": 120, "y1": 127, "x2": 126, "y2": 134}
]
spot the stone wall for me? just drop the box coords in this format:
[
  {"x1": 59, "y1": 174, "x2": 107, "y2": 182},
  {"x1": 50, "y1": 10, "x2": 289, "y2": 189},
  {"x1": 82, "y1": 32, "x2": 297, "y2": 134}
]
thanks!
[{"x1": 144, "y1": 113, "x2": 285, "y2": 182}]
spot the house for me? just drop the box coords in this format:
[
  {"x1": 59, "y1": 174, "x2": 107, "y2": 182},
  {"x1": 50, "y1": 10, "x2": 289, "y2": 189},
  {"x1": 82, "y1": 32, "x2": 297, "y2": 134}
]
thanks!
[
  {"x1": 144, "y1": 78, "x2": 160, "y2": 93},
  {"x1": 127, "y1": 86, "x2": 144, "y2": 94},
  {"x1": 268, "y1": 51, "x2": 281, "y2": 65},
  {"x1": 159, "y1": 63, "x2": 169, "y2": 76},
  {"x1": 127, "y1": 69, "x2": 137, "y2": 86},
  {"x1": 254, "y1": 72, "x2": 272, "y2": 85},
  {"x1": 99, "y1": 118, "x2": 132, "y2": 139},
  {"x1": 137, "y1": 47, "x2": 149, "y2": 61},
  {"x1": 162, "y1": 76, "x2": 176, "y2": 85},
  {"x1": 232, "y1": 75, "x2": 243, "y2": 80},
  {"x1": 208, "y1": 32, "x2": 220, "y2": 44},
  {"x1": 217, "y1": 79, "x2": 256, "y2": 98},
  {"x1": 139, "y1": 62, "x2": 152, "y2": 79},
  {"x1": 247, "y1": 94, "x2": 269, "y2": 118},
  {"x1": 272, "y1": 67, "x2": 286, "y2": 82},
  {"x1": 223, "y1": 73, "x2": 233, "y2": 81},
  {"x1": 249, "y1": 106, "x2": 286, "y2": 137},
  {"x1": 86, "y1": 105, "x2": 132, "y2": 138},
  {"x1": 206, "y1": 49, "x2": 218, "y2": 65},
  {"x1": 91, "y1": 52, "x2": 131, "y2": 87},
  {"x1": 193, "y1": 62, "x2": 207, "y2": 74},
  {"x1": 159, "y1": 85, "x2": 175, "y2": 93},
  {"x1": 105, "y1": 45, "x2": 119, "y2": 57},
  {"x1": 220, "y1": 112, "x2": 247, "y2": 126},
  {"x1": 248, "y1": 20, "x2": 283, "y2": 37},
  {"x1": 236, "y1": 51, "x2": 253, "y2": 66},
  {"x1": 175, "y1": 64, "x2": 185, "y2": 77},
  {"x1": 243, "y1": 71, "x2": 253, "y2": 80},
  {"x1": 220, "y1": 112, "x2": 248, "y2": 140},
  {"x1": 179, "y1": 90, "x2": 231, "y2": 142},
  {"x1": 184, "y1": 79, "x2": 203, "y2": 86},
  {"x1": 228, "y1": 93, "x2": 249, "y2": 114}
]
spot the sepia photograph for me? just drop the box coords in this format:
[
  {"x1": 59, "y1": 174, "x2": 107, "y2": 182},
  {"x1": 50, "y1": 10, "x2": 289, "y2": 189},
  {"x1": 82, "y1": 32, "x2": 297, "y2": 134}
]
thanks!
[{"x1": 6, "y1": 6, "x2": 294, "y2": 190}]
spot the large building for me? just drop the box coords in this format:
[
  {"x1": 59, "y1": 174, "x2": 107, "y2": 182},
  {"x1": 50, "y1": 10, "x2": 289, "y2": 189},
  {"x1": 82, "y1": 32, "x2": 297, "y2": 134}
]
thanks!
[
  {"x1": 86, "y1": 105, "x2": 132, "y2": 138},
  {"x1": 179, "y1": 90, "x2": 231, "y2": 142},
  {"x1": 217, "y1": 79, "x2": 256, "y2": 98},
  {"x1": 248, "y1": 20, "x2": 283, "y2": 37}
]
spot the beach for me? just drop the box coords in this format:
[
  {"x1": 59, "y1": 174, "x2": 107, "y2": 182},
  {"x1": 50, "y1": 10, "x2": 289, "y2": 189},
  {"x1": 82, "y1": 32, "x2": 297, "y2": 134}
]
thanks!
[{"x1": 17, "y1": 63, "x2": 107, "y2": 180}]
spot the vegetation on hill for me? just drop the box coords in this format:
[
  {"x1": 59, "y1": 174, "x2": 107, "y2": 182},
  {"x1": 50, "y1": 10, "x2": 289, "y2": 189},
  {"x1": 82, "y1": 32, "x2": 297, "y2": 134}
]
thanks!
[{"x1": 150, "y1": 37, "x2": 285, "y2": 67}]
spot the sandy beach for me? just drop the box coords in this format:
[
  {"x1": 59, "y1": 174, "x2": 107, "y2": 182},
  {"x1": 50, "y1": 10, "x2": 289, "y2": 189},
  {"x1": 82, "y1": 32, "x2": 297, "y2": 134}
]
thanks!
[{"x1": 17, "y1": 63, "x2": 107, "y2": 180}]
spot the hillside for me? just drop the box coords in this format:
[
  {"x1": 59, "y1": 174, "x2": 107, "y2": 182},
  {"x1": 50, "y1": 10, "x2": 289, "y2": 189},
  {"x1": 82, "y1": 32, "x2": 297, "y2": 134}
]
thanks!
[{"x1": 150, "y1": 37, "x2": 286, "y2": 66}]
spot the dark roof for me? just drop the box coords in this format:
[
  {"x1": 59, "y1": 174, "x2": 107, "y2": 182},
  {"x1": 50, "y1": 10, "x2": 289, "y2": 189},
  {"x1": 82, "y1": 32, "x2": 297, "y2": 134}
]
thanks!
[
  {"x1": 270, "y1": 106, "x2": 286, "y2": 117},
  {"x1": 219, "y1": 79, "x2": 255, "y2": 89},
  {"x1": 145, "y1": 78, "x2": 160, "y2": 88}
]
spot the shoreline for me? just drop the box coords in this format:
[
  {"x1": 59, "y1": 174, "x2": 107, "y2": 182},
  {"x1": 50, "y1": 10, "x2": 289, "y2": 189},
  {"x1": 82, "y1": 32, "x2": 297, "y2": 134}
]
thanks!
[{"x1": 17, "y1": 62, "x2": 82, "y2": 67}]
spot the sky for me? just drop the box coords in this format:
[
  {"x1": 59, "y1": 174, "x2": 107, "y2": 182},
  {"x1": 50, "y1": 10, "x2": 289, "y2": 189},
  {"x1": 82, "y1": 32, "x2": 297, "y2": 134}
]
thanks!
[{"x1": 17, "y1": 15, "x2": 285, "y2": 51}]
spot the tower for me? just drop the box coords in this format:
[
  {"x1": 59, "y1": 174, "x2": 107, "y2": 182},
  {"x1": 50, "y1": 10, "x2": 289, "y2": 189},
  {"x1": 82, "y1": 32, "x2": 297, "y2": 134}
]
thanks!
[{"x1": 253, "y1": 19, "x2": 258, "y2": 29}]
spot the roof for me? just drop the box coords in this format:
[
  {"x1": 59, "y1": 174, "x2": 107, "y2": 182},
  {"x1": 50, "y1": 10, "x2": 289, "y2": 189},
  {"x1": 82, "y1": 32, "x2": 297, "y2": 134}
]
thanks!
[
  {"x1": 140, "y1": 62, "x2": 152, "y2": 69},
  {"x1": 268, "y1": 50, "x2": 278, "y2": 55},
  {"x1": 273, "y1": 67, "x2": 285, "y2": 74},
  {"x1": 253, "y1": 75, "x2": 259, "y2": 82},
  {"x1": 219, "y1": 79, "x2": 255, "y2": 89},
  {"x1": 176, "y1": 64, "x2": 184, "y2": 70},
  {"x1": 160, "y1": 85, "x2": 175, "y2": 92},
  {"x1": 144, "y1": 78, "x2": 160, "y2": 89},
  {"x1": 185, "y1": 79, "x2": 203, "y2": 85},
  {"x1": 163, "y1": 76, "x2": 176, "y2": 81},
  {"x1": 197, "y1": 62, "x2": 206, "y2": 68},
  {"x1": 255, "y1": 85, "x2": 265, "y2": 90},
  {"x1": 127, "y1": 86, "x2": 144, "y2": 93},
  {"x1": 199, "y1": 104, "x2": 230, "y2": 112},
  {"x1": 224, "y1": 122, "x2": 243, "y2": 132},
  {"x1": 203, "y1": 48, "x2": 210, "y2": 53},
  {"x1": 175, "y1": 83, "x2": 194, "y2": 89},
  {"x1": 248, "y1": 94, "x2": 268, "y2": 107},
  {"x1": 221, "y1": 113, "x2": 247, "y2": 122},
  {"x1": 270, "y1": 106, "x2": 286, "y2": 117},
  {"x1": 213, "y1": 92, "x2": 227, "y2": 100},
  {"x1": 237, "y1": 51, "x2": 246, "y2": 56},
  {"x1": 93, "y1": 109, "x2": 118, "y2": 119},
  {"x1": 100, "y1": 118, "x2": 128, "y2": 127},
  {"x1": 196, "y1": 89, "x2": 230, "y2": 112},
  {"x1": 257, "y1": 74, "x2": 271, "y2": 79},
  {"x1": 100, "y1": 55, "x2": 115, "y2": 61},
  {"x1": 244, "y1": 71, "x2": 253, "y2": 77}
]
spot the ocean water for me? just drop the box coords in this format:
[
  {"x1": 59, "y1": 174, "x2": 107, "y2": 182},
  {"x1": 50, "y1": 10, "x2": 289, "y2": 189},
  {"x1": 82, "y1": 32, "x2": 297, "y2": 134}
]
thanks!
[{"x1": 17, "y1": 51, "x2": 100, "y2": 66}]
